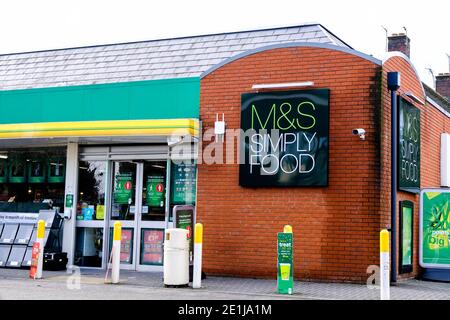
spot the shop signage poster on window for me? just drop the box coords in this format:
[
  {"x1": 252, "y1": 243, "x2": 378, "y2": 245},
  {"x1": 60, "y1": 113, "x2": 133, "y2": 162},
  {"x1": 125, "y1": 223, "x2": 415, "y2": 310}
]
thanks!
[
  {"x1": 48, "y1": 158, "x2": 65, "y2": 183},
  {"x1": 141, "y1": 229, "x2": 164, "y2": 265},
  {"x1": 8, "y1": 157, "x2": 26, "y2": 183},
  {"x1": 421, "y1": 191, "x2": 450, "y2": 268},
  {"x1": 171, "y1": 162, "x2": 197, "y2": 204},
  {"x1": 240, "y1": 89, "x2": 329, "y2": 187},
  {"x1": 0, "y1": 160, "x2": 7, "y2": 183},
  {"x1": 398, "y1": 97, "x2": 420, "y2": 192},
  {"x1": 114, "y1": 173, "x2": 133, "y2": 204},
  {"x1": 28, "y1": 160, "x2": 46, "y2": 183},
  {"x1": 120, "y1": 228, "x2": 133, "y2": 264},
  {"x1": 146, "y1": 176, "x2": 165, "y2": 207}
]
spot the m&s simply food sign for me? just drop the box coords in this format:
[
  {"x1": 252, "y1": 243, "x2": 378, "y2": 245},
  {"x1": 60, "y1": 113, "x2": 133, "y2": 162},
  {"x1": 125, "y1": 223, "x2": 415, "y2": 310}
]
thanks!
[{"x1": 239, "y1": 89, "x2": 329, "y2": 187}]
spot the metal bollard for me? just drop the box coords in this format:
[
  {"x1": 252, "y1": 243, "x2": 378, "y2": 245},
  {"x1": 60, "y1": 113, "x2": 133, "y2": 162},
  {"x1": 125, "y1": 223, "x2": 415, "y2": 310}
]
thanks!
[
  {"x1": 380, "y1": 229, "x2": 390, "y2": 300},
  {"x1": 111, "y1": 221, "x2": 121, "y2": 284},
  {"x1": 35, "y1": 219, "x2": 45, "y2": 279},
  {"x1": 193, "y1": 223, "x2": 203, "y2": 289}
]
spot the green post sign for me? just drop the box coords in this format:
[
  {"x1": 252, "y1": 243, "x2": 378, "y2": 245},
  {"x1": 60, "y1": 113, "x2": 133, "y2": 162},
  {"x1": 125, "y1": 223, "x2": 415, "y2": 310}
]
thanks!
[
  {"x1": 277, "y1": 232, "x2": 294, "y2": 294},
  {"x1": 146, "y1": 176, "x2": 165, "y2": 207},
  {"x1": 114, "y1": 173, "x2": 133, "y2": 204},
  {"x1": 421, "y1": 190, "x2": 450, "y2": 268}
]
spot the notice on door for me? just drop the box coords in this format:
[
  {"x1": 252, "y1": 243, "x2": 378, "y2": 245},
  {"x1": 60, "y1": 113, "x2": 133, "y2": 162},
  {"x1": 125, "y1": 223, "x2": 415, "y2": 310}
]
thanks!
[
  {"x1": 114, "y1": 173, "x2": 133, "y2": 204},
  {"x1": 120, "y1": 228, "x2": 133, "y2": 264},
  {"x1": 141, "y1": 229, "x2": 164, "y2": 265},
  {"x1": 146, "y1": 176, "x2": 165, "y2": 207}
]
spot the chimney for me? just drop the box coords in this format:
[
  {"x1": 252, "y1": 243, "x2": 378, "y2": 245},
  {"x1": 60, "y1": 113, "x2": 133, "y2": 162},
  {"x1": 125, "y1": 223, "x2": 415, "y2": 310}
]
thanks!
[
  {"x1": 436, "y1": 73, "x2": 450, "y2": 101},
  {"x1": 388, "y1": 33, "x2": 411, "y2": 58}
]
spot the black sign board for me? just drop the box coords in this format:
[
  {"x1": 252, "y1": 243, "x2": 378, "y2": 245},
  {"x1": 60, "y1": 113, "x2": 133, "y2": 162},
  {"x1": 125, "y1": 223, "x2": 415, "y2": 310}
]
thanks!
[
  {"x1": 398, "y1": 97, "x2": 420, "y2": 192},
  {"x1": 240, "y1": 89, "x2": 329, "y2": 187}
]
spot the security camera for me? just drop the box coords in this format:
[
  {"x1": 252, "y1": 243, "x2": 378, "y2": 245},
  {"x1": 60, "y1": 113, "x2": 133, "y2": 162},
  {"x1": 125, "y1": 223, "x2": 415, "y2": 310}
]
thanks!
[{"x1": 352, "y1": 129, "x2": 366, "y2": 140}]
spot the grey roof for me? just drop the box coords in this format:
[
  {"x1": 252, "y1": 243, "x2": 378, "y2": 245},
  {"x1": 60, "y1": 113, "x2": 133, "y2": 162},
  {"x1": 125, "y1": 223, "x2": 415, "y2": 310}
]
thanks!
[
  {"x1": 0, "y1": 23, "x2": 351, "y2": 91},
  {"x1": 424, "y1": 82, "x2": 450, "y2": 112}
]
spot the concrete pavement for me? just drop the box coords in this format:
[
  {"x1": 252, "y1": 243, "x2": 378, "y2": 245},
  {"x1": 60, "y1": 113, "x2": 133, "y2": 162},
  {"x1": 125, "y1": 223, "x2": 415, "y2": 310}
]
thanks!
[{"x1": 0, "y1": 268, "x2": 449, "y2": 300}]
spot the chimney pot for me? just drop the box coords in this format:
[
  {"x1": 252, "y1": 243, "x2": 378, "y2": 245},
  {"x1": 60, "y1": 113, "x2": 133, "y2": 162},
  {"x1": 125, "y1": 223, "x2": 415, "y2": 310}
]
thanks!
[
  {"x1": 436, "y1": 73, "x2": 450, "y2": 101},
  {"x1": 388, "y1": 33, "x2": 411, "y2": 58}
]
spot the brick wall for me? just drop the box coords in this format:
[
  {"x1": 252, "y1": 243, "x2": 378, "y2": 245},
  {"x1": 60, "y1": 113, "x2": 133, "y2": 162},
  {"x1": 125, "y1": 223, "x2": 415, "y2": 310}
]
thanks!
[
  {"x1": 198, "y1": 46, "x2": 382, "y2": 282},
  {"x1": 382, "y1": 55, "x2": 450, "y2": 280}
]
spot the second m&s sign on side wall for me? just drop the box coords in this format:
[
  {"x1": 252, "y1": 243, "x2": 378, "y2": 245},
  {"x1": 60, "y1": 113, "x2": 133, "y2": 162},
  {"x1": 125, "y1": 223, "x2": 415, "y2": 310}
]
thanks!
[{"x1": 239, "y1": 89, "x2": 329, "y2": 187}]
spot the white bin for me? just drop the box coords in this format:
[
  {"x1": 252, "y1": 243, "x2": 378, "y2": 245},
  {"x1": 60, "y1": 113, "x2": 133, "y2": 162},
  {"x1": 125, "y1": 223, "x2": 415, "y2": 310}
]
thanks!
[{"x1": 163, "y1": 228, "x2": 189, "y2": 286}]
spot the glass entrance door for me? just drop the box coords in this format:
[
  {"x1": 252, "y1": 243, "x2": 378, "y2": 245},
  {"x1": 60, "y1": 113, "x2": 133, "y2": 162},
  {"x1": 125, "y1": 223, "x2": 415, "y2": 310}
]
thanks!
[
  {"x1": 136, "y1": 161, "x2": 167, "y2": 271},
  {"x1": 109, "y1": 160, "x2": 167, "y2": 271},
  {"x1": 110, "y1": 161, "x2": 138, "y2": 270}
]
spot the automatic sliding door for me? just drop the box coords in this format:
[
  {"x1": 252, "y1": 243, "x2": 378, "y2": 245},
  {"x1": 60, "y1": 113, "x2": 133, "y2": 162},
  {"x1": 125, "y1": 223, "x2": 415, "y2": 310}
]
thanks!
[
  {"x1": 136, "y1": 160, "x2": 167, "y2": 271},
  {"x1": 109, "y1": 161, "x2": 138, "y2": 269}
]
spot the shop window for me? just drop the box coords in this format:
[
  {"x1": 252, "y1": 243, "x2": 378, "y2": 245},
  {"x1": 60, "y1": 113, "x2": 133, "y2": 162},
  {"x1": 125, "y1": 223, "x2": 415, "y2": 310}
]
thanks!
[
  {"x1": 77, "y1": 161, "x2": 107, "y2": 220},
  {"x1": 0, "y1": 148, "x2": 66, "y2": 213}
]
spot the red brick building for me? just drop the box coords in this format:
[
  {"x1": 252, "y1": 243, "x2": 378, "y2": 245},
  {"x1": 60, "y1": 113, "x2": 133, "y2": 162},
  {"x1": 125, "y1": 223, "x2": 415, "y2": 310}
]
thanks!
[
  {"x1": 197, "y1": 32, "x2": 450, "y2": 283},
  {"x1": 0, "y1": 24, "x2": 448, "y2": 283}
]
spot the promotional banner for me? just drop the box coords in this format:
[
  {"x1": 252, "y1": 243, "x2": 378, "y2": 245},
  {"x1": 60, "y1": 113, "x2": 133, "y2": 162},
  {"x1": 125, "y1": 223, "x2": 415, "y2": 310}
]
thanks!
[
  {"x1": 171, "y1": 162, "x2": 197, "y2": 204},
  {"x1": 114, "y1": 173, "x2": 133, "y2": 204},
  {"x1": 8, "y1": 157, "x2": 26, "y2": 183},
  {"x1": 141, "y1": 229, "x2": 164, "y2": 265},
  {"x1": 420, "y1": 190, "x2": 450, "y2": 268},
  {"x1": 47, "y1": 158, "x2": 65, "y2": 183},
  {"x1": 28, "y1": 160, "x2": 46, "y2": 183},
  {"x1": 277, "y1": 232, "x2": 293, "y2": 294},
  {"x1": 398, "y1": 97, "x2": 420, "y2": 192},
  {"x1": 400, "y1": 201, "x2": 413, "y2": 273},
  {"x1": 240, "y1": 89, "x2": 329, "y2": 187},
  {"x1": 146, "y1": 176, "x2": 165, "y2": 207},
  {"x1": 0, "y1": 159, "x2": 7, "y2": 183}
]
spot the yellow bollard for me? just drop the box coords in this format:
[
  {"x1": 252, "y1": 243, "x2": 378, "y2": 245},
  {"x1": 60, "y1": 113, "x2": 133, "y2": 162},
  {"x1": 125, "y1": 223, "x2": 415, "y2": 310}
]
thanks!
[
  {"x1": 193, "y1": 223, "x2": 203, "y2": 289},
  {"x1": 35, "y1": 219, "x2": 46, "y2": 279},
  {"x1": 112, "y1": 221, "x2": 122, "y2": 284},
  {"x1": 380, "y1": 229, "x2": 390, "y2": 300}
]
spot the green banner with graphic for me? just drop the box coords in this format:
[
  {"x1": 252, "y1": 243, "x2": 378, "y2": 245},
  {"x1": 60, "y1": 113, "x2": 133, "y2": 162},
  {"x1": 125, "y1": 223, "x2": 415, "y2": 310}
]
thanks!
[
  {"x1": 277, "y1": 232, "x2": 294, "y2": 294},
  {"x1": 421, "y1": 191, "x2": 450, "y2": 267},
  {"x1": 8, "y1": 157, "x2": 26, "y2": 183},
  {"x1": 0, "y1": 159, "x2": 7, "y2": 183},
  {"x1": 402, "y1": 206, "x2": 413, "y2": 266},
  {"x1": 146, "y1": 176, "x2": 165, "y2": 207},
  {"x1": 28, "y1": 160, "x2": 46, "y2": 183},
  {"x1": 114, "y1": 173, "x2": 133, "y2": 204},
  {"x1": 48, "y1": 157, "x2": 65, "y2": 183}
]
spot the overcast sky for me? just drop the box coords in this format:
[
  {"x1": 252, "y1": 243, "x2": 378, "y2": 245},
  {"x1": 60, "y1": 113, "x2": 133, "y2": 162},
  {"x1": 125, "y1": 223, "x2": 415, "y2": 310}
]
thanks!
[{"x1": 0, "y1": 0, "x2": 448, "y2": 88}]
